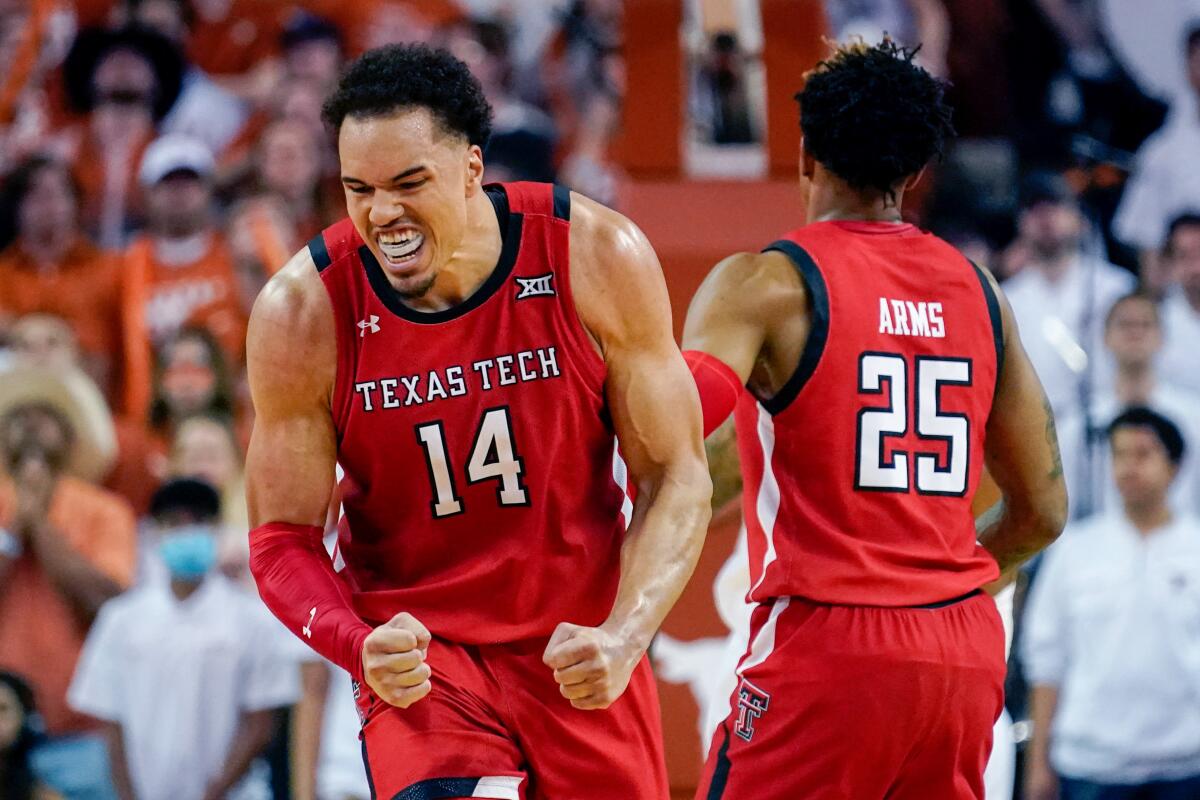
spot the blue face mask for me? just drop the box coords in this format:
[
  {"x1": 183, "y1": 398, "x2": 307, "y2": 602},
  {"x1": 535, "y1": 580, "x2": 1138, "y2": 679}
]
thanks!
[{"x1": 159, "y1": 525, "x2": 217, "y2": 581}]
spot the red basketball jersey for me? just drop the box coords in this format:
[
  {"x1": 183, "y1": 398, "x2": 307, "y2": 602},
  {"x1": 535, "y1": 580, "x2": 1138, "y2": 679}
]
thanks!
[
  {"x1": 737, "y1": 221, "x2": 1003, "y2": 607},
  {"x1": 311, "y1": 182, "x2": 630, "y2": 642}
]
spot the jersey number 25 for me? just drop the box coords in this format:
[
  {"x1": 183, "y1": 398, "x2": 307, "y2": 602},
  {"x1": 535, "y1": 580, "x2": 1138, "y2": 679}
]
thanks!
[{"x1": 855, "y1": 352, "x2": 972, "y2": 496}]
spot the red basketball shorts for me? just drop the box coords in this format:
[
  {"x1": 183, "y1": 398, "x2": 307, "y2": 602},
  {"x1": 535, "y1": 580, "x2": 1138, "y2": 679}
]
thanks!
[
  {"x1": 354, "y1": 635, "x2": 668, "y2": 800},
  {"x1": 695, "y1": 591, "x2": 1006, "y2": 800}
]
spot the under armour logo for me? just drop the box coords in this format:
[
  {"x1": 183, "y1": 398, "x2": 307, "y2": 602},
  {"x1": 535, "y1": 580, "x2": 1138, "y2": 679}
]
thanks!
[
  {"x1": 516, "y1": 273, "x2": 556, "y2": 300},
  {"x1": 358, "y1": 315, "x2": 380, "y2": 336},
  {"x1": 733, "y1": 678, "x2": 770, "y2": 742},
  {"x1": 302, "y1": 607, "x2": 316, "y2": 638}
]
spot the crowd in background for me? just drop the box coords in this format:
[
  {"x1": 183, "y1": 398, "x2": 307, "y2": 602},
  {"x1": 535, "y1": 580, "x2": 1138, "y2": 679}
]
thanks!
[{"x1": 0, "y1": 1, "x2": 1199, "y2": 799}]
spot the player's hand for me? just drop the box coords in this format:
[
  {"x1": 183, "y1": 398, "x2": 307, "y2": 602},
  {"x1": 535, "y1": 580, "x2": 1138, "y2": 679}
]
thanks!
[
  {"x1": 361, "y1": 612, "x2": 433, "y2": 709},
  {"x1": 543, "y1": 621, "x2": 640, "y2": 710},
  {"x1": 1023, "y1": 757, "x2": 1060, "y2": 800}
]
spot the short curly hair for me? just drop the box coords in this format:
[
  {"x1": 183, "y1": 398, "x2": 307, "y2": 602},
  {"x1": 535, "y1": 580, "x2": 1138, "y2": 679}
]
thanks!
[
  {"x1": 797, "y1": 38, "x2": 954, "y2": 198},
  {"x1": 321, "y1": 43, "x2": 492, "y2": 147}
]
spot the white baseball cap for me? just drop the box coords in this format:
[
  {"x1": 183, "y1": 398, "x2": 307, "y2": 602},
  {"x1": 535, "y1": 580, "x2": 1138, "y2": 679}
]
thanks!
[{"x1": 139, "y1": 133, "x2": 216, "y2": 186}]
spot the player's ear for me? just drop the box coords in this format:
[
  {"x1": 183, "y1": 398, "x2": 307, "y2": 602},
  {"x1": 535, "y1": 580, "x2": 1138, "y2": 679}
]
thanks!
[
  {"x1": 466, "y1": 144, "x2": 485, "y2": 193},
  {"x1": 903, "y1": 167, "x2": 928, "y2": 191},
  {"x1": 799, "y1": 137, "x2": 816, "y2": 181}
]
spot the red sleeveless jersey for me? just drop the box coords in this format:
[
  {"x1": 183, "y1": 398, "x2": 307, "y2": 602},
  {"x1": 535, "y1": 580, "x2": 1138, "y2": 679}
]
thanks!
[
  {"x1": 737, "y1": 221, "x2": 1003, "y2": 607},
  {"x1": 311, "y1": 182, "x2": 630, "y2": 642}
]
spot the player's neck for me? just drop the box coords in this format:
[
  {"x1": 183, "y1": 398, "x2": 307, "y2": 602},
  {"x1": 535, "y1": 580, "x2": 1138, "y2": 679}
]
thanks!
[
  {"x1": 408, "y1": 190, "x2": 504, "y2": 313},
  {"x1": 805, "y1": 175, "x2": 906, "y2": 224}
]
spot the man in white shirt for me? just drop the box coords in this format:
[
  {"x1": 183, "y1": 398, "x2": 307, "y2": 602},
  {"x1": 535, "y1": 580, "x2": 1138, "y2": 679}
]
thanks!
[
  {"x1": 1113, "y1": 26, "x2": 1200, "y2": 286},
  {"x1": 69, "y1": 479, "x2": 300, "y2": 800},
  {"x1": 1158, "y1": 213, "x2": 1200, "y2": 397},
  {"x1": 1003, "y1": 172, "x2": 1136, "y2": 420},
  {"x1": 1059, "y1": 293, "x2": 1200, "y2": 518},
  {"x1": 1022, "y1": 408, "x2": 1200, "y2": 800}
]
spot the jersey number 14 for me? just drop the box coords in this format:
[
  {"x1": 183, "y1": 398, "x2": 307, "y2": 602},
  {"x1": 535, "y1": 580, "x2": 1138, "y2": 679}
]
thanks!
[
  {"x1": 415, "y1": 406, "x2": 529, "y2": 518},
  {"x1": 855, "y1": 352, "x2": 973, "y2": 496}
]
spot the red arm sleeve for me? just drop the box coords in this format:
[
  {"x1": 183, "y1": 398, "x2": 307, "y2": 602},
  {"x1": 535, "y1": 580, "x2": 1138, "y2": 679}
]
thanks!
[
  {"x1": 683, "y1": 350, "x2": 744, "y2": 437},
  {"x1": 248, "y1": 522, "x2": 373, "y2": 684}
]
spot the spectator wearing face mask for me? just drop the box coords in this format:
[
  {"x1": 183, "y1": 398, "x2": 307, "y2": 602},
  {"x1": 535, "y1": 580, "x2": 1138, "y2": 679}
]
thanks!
[
  {"x1": 69, "y1": 478, "x2": 300, "y2": 800},
  {"x1": 0, "y1": 366, "x2": 134, "y2": 800},
  {"x1": 0, "y1": 671, "x2": 63, "y2": 800}
]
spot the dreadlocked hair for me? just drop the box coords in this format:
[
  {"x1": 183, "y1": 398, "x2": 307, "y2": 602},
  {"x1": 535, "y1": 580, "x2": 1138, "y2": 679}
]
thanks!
[{"x1": 796, "y1": 37, "x2": 955, "y2": 200}]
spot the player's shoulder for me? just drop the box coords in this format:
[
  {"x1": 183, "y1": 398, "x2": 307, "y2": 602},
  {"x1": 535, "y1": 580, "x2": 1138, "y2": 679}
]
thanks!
[
  {"x1": 250, "y1": 246, "x2": 333, "y2": 339},
  {"x1": 566, "y1": 191, "x2": 656, "y2": 275}
]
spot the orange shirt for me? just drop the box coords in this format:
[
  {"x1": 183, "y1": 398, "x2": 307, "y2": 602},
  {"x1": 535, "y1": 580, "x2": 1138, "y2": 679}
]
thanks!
[
  {"x1": 0, "y1": 239, "x2": 124, "y2": 398},
  {"x1": 0, "y1": 476, "x2": 136, "y2": 736},
  {"x1": 120, "y1": 233, "x2": 248, "y2": 420}
]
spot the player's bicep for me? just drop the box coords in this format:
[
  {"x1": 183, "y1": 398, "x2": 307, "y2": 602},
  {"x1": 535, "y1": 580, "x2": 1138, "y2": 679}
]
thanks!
[
  {"x1": 983, "y1": 287, "x2": 1068, "y2": 519},
  {"x1": 245, "y1": 260, "x2": 338, "y2": 528},
  {"x1": 682, "y1": 253, "x2": 770, "y2": 383}
]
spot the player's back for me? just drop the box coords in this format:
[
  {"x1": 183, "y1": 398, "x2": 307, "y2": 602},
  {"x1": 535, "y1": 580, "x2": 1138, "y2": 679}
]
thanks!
[
  {"x1": 311, "y1": 182, "x2": 629, "y2": 642},
  {"x1": 737, "y1": 220, "x2": 1002, "y2": 607}
]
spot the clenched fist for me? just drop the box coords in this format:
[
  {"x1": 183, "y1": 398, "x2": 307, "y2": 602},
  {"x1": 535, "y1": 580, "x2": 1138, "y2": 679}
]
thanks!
[
  {"x1": 362, "y1": 612, "x2": 432, "y2": 709},
  {"x1": 543, "y1": 622, "x2": 640, "y2": 710}
]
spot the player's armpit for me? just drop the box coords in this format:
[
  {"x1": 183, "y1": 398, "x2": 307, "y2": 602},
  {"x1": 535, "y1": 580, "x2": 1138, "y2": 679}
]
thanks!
[
  {"x1": 565, "y1": 195, "x2": 712, "y2": 694},
  {"x1": 978, "y1": 273, "x2": 1069, "y2": 571}
]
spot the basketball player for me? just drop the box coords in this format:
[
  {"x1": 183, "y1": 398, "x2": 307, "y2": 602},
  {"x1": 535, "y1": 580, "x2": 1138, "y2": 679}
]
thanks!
[
  {"x1": 244, "y1": 45, "x2": 711, "y2": 800},
  {"x1": 682, "y1": 40, "x2": 1069, "y2": 798}
]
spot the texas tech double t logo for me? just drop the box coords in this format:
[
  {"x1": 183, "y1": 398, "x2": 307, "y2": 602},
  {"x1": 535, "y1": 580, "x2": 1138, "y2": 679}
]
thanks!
[{"x1": 734, "y1": 678, "x2": 771, "y2": 742}]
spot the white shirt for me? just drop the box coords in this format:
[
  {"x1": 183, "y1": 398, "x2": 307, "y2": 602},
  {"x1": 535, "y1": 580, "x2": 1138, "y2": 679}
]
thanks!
[
  {"x1": 1113, "y1": 113, "x2": 1200, "y2": 251},
  {"x1": 1159, "y1": 290, "x2": 1200, "y2": 397},
  {"x1": 1004, "y1": 256, "x2": 1136, "y2": 420},
  {"x1": 1057, "y1": 383, "x2": 1200, "y2": 518},
  {"x1": 69, "y1": 574, "x2": 301, "y2": 800},
  {"x1": 1021, "y1": 513, "x2": 1200, "y2": 783}
]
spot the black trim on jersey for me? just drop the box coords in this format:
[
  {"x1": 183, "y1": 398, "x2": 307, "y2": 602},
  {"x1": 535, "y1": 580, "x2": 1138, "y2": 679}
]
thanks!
[
  {"x1": 760, "y1": 240, "x2": 830, "y2": 415},
  {"x1": 911, "y1": 588, "x2": 983, "y2": 610},
  {"x1": 552, "y1": 183, "x2": 571, "y2": 220},
  {"x1": 705, "y1": 724, "x2": 733, "y2": 800},
  {"x1": 970, "y1": 260, "x2": 1005, "y2": 397},
  {"x1": 308, "y1": 231, "x2": 332, "y2": 273},
  {"x1": 359, "y1": 184, "x2": 523, "y2": 325},
  {"x1": 391, "y1": 777, "x2": 488, "y2": 800},
  {"x1": 361, "y1": 737, "x2": 378, "y2": 800}
]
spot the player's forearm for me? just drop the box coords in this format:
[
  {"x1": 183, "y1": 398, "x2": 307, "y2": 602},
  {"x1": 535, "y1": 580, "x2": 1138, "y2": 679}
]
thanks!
[
  {"x1": 248, "y1": 522, "x2": 373, "y2": 682},
  {"x1": 207, "y1": 709, "x2": 278, "y2": 799},
  {"x1": 1028, "y1": 684, "x2": 1060, "y2": 769},
  {"x1": 705, "y1": 419, "x2": 743, "y2": 510},
  {"x1": 977, "y1": 498, "x2": 1064, "y2": 572},
  {"x1": 602, "y1": 463, "x2": 712, "y2": 654}
]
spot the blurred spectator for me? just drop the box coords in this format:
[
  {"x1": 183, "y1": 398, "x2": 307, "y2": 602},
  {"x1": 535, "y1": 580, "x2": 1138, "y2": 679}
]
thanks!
[
  {"x1": 692, "y1": 31, "x2": 755, "y2": 146},
  {"x1": 61, "y1": 24, "x2": 184, "y2": 247},
  {"x1": 0, "y1": 671, "x2": 63, "y2": 800},
  {"x1": 0, "y1": 156, "x2": 125, "y2": 403},
  {"x1": 442, "y1": 17, "x2": 557, "y2": 182},
  {"x1": 1022, "y1": 408, "x2": 1200, "y2": 800},
  {"x1": 149, "y1": 327, "x2": 240, "y2": 455},
  {"x1": 115, "y1": 0, "x2": 251, "y2": 157},
  {"x1": 1059, "y1": 293, "x2": 1200, "y2": 519},
  {"x1": 168, "y1": 413, "x2": 248, "y2": 579},
  {"x1": 0, "y1": 366, "x2": 135, "y2": 800},
  {"x1": 1114, "y1": 25, "x2": 1200, "y2": 274},
  {"x1": 227, "y1": 119, "x2": 334, "y2": 302},
  {"x1": 1157, "y1": 213, "x2": 1200, "y2": 396},
  {"x1": 69, "y1": 478, "x2": 300, "y2": 800},
  {"x1": 121, "y1": 134, "x2": 246, "y2": 418},
  {"x1": 7, "y1": 312, "x2": 158, "y2": 515},
  {"x1": 1003, "y1": 171, "x2": 1135, "y2": 419},
  {"x1": 289, "y1": 660, "x2": 370, "y2": 800},
  {"x1": 823, "y1": 0, "x2": 949, "y2": 77}
]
